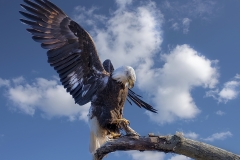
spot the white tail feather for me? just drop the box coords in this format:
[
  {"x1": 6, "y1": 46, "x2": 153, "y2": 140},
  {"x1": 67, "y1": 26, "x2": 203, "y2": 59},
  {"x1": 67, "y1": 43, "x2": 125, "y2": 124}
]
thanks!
[{"x1": 89, "y1": 116, "x2": 108, "y2": 159}]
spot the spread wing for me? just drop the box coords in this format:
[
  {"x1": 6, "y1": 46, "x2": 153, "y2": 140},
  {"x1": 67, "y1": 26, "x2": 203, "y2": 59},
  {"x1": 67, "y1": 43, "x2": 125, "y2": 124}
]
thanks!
[
  {"x1": 102, "y1": 59, "x2": 157, "y2": 113},
  {"x1": 20, "y1": 0, "x2": 109, "y2": 105}
]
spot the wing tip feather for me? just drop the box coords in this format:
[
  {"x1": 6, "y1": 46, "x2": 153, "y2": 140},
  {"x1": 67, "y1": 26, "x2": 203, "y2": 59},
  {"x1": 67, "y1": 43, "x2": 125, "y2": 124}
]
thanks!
[{"x1": 128, "y1": 91, "x2": 158, "y2": 113}]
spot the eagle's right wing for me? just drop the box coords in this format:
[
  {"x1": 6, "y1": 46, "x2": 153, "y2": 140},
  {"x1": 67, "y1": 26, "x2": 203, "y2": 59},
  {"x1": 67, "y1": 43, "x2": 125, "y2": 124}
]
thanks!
[{"x1": 20, "y1": 0, "x2": 109, "y2": 105}]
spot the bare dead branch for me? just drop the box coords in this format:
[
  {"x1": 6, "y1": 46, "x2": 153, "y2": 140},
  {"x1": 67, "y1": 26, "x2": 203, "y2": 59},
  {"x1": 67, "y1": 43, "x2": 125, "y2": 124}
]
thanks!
[{"x1": 94, "y1": 132, "x2": 240, "y2": 160}]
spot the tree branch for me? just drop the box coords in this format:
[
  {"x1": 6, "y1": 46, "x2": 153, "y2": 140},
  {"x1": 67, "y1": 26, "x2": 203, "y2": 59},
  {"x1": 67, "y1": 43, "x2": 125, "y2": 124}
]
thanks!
[{"x1": 94, "y1": 132, "x2": 240, "y2": 160}]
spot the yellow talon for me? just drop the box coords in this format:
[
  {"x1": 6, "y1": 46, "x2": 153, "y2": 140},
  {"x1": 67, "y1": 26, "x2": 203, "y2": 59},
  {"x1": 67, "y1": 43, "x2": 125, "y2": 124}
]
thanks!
[
  {"x1": 122, "y1": 118, "x2": 130, "y2": 125},
  {"x1": 112, "y1": 118, "x2": 130, "y2": 126},
  {"x1": 108, "y1": 132, "x2": 121, "y2": 139}
]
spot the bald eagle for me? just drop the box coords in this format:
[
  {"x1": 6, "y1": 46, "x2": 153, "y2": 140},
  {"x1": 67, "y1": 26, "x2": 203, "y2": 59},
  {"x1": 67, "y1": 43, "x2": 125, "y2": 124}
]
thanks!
[{"x1": 19, "y1": 0, "x2": 157, "y2": 156}]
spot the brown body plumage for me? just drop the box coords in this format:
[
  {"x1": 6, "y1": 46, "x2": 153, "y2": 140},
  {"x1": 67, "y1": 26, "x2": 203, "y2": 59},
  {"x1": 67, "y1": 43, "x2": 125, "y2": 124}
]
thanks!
[
  {"x1": 91, "y1": 77, "x2": 127, "y2": 133},
  {"x1": 88, "y1": 78, "x2": 128, "y2": 154}
]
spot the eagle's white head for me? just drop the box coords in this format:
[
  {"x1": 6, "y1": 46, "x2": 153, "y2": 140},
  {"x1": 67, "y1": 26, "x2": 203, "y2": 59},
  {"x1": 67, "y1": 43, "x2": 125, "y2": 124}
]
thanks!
[{"x1": 112, "y1": 66, "x2": 136, "y2": 88}]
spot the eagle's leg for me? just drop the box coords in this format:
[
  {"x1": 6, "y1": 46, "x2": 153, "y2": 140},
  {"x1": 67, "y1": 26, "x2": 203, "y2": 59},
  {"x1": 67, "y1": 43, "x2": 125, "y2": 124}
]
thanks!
[
  {"x1": 112, "y1": 118, "x2": 139, "y2": 136},
  {"x1": 120, "y1": 123, "x2": 139, "y2": 136}
]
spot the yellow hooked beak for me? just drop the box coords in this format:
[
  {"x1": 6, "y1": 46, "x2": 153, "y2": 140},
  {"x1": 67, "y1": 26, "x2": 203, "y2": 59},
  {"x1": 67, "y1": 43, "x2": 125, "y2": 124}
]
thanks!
[{"x1": 128, "y1": 79, "x2": 135, "y2": 89}]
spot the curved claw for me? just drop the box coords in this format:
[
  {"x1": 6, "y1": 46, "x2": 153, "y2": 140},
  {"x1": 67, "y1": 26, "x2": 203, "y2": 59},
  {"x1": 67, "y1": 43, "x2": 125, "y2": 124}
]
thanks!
[
  {"x1": 125, "y1": 132, "x2": 140, "y2": 137},
  {"x1": 112, "y1": 118, "x2": 130, "y2": 126}
]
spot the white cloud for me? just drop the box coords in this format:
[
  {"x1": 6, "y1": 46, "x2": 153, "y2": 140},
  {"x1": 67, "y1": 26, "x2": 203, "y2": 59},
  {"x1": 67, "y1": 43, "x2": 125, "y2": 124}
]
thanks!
[
  {"x1": 216, "y1": 110, "x2": 225, "y2": 116},
  {"x1": 183, "y1": 132, "x2": 199, "y2": 140},
  {"x1": 74, "y1": 0, "x2": 163, "y2": 68},
  {"x1": 206, "y1": 74, "x2": 240, "y2": 103},
  {"x1": 0, "y1": 78, "x2": 10, "y2": 87},
  {"x1": 141, "y1": 45, "x2": 218, "y2": 123},
  {"x1": 183, "y1": 131, "x2": 232, "y2": 142},
  {"x1": 73, "y1": 1, "x2": 219, "y2": 124},
  {"x1": 128, "y1": 151, "x2": 165, "y2": 160},
  {"x1": 182, "y1": 18, "x2": 191, "y2": 34},
  {"x1": 177, "y1": 130, "x2": 232, "y2": 143},
  {"x1": 168, "y1": 155, "x2": 191, "y2": 160},
  {"x1": 219, "y1": 81, "x2": 240, "y2": 101},
  {"x1": 1, "y1": 77, "x2": 89, "y2": 122},
  {"x1": 203, "y1": 131, "x2": 232, "y2": 142}
]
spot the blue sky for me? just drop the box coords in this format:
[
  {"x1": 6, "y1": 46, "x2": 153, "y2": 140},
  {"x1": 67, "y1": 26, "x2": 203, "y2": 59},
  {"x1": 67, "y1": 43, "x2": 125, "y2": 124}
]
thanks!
[{"x1": 0, "y1": 0, "x2": 240, "y2": 160}]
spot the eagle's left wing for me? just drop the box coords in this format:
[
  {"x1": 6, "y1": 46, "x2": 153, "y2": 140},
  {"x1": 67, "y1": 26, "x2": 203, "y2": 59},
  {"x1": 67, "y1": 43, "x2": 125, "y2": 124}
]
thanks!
[{"x1": 20, "y1": 0, "x2": 109, "y2": 106}]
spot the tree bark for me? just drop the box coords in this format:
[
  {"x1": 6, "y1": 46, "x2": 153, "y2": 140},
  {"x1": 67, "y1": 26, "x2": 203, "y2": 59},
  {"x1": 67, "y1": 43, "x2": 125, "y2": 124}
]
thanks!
[{"x1": 94, "y1": 132, "x2": 240, "y2": 160}]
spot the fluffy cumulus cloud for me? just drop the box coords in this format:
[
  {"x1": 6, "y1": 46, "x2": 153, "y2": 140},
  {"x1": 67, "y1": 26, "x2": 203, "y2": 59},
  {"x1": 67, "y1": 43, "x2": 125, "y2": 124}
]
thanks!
[
  {"x1": 74, "y1": 0, "x2": 163, "y2": 68},
  {"x1": 203, "y1": 131, "x2": 232, "y2": 142},
  {"x1": 73, "y1": 0, "x2": 219, "y2": 124},
  {"x1": 128, "y1": 151, "x2": 165, "y2": 160},
  {"x1": 206, "y1": 74, "x2": 240, "y2": 103},
  {"x1": 219, "y1": 81, "x2": 240, "y2": 101},
  {"x1": 140, "y1": 45, "x2": 218, "y2": 123},
  {"x1": 1, "y1": 77, "x2": 89, "y2": 122}
]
